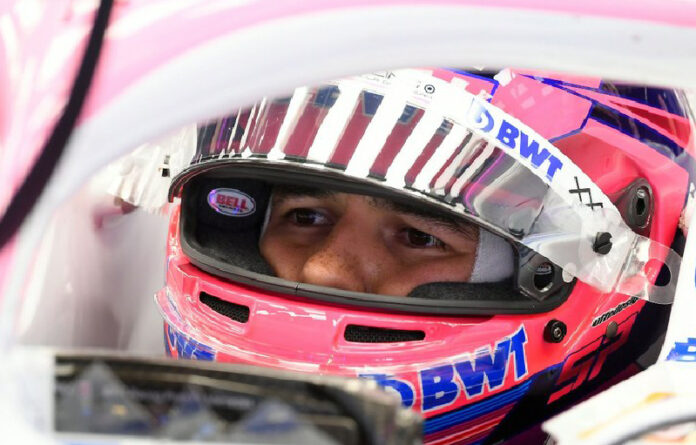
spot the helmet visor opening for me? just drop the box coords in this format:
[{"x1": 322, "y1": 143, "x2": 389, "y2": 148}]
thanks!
[{"x1": 177, "y1": 167, "x2": 574, "y2": 315}]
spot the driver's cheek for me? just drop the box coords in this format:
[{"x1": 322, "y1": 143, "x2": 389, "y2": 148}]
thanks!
[{"x1": 259, "y1": 230, "x2": 313, "y2": 283}]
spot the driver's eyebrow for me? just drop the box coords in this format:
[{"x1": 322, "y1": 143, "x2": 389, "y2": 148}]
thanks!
[
  {"x1": 271, "y1": 185, "x2": 337, "y2": 202},
  {"x1": 368, "y1": 196, "x2": 477, "y2": 239}
]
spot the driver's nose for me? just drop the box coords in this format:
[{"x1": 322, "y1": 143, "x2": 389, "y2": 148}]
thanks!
[{"x1": 298, "y1": 218, "x2": 383, "y2": 294}]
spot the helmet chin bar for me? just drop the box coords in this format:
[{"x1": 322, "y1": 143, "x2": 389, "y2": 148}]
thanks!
[{"x1": 177, "y1": 167, "x2": 576, "y2": 315}]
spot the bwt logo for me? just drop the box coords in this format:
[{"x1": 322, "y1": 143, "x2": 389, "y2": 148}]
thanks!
[
  {"x1": 363, "y1": 326, "x2": 528, "y2": 411},
  {"x1": 208, "y1": 188, "x2": 256, "y2": 217},
  {"x1": 466, "y1": 102, "x2": 563, "y2": 181}
]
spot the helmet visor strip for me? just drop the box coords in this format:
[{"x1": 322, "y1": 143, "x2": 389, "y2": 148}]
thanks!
[{"x1": 177, "y1": 69, "x2": 681, "y2": 304}]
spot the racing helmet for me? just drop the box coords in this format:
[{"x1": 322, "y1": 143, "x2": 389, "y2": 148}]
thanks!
[{"x1": 158, "y1": 68, "x2": 695, "y2": 443}]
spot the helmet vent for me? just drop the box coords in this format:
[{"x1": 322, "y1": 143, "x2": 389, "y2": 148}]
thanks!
[
  {"x1": 344, "y1": 324, "x2": 425, "y2": 343},
  {"x1": 199, "y1": 292, "x2": 250, "y2": 323}
]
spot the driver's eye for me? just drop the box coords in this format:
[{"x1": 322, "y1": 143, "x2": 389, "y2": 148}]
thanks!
[
  {"x1": 404, "y1": 228, "x2": 445, "y2": 248},
  {"x1": 289, "y1": 208, "x2": 331, "y2": 226}
]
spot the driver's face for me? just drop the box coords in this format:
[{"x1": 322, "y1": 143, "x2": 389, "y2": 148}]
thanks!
[{"x1": 259, "y1": 187, "x2": 479, "y2": 296}]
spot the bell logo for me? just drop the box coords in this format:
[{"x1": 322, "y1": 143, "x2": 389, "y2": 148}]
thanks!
[{"x1": 208, "y1": 188, "x2": 256, "y2": 217}]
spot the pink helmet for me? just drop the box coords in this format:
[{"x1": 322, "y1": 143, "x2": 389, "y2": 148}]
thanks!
[{"x1": 158, "y1": 68, "x2": 694, "y2": 443}]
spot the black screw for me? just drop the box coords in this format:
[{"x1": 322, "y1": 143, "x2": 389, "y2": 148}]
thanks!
[
  {"x1": 544, "y1": 319, "x2": 567, "y2": 343},
  {"x1": 593, "y1": 232, "x2": 613, "y2": 255}
]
